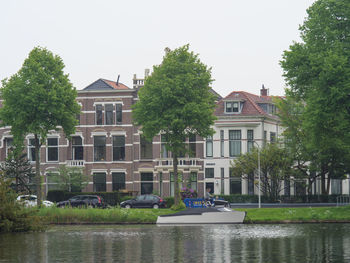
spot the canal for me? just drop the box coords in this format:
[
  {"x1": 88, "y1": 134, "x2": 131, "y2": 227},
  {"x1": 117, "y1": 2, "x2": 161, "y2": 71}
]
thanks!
[{"x1": 1, "y1": 224, "x2": 350, "y2": 262}]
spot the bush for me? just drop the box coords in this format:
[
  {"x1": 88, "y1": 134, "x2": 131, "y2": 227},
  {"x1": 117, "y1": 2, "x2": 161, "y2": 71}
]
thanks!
[
  {"x1": 0, "y1": 177, "x2": 46, "y2": 233},
  {"x1": 164, "y1": 197, "x2": 174, "y2": 208},
  {"x1": 180, "y1": 187, "x2": 197, "y2": 200},
  {"x1": 171, "y1": 201, "x2": 186, "y2": 211},
  {"x1": 120, "y1": 195, "x2": 133, "y2": 203}
]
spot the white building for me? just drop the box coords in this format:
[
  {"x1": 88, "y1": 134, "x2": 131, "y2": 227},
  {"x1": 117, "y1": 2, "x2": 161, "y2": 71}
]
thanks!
[{"x1": 204, "y1": 86, "x2": 284, "y2": 196}]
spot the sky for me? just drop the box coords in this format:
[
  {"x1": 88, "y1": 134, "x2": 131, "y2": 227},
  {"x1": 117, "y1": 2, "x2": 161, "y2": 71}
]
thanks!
[{"x1": 0, "y1": 0, "x2": 315, "y2": 98}]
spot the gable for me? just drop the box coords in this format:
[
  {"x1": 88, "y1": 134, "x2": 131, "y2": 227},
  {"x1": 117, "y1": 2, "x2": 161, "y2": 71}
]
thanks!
[{"x1": 83, "y1": 79, "x2": 114, "y2": 91}]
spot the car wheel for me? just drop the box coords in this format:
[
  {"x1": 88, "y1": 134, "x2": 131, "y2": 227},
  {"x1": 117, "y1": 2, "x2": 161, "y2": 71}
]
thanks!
[
  {"x1": 153, "y1": 204, "x2": 159, "y2": 209},
  {"x1": 125, "y1": 204, "x2": 131, "y2": 209}
]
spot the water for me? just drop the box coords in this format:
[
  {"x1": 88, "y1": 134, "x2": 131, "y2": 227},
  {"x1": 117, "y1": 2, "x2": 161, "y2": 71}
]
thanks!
[{"x1": 1, "y1": 224, "x2": 350, "y2": 263}]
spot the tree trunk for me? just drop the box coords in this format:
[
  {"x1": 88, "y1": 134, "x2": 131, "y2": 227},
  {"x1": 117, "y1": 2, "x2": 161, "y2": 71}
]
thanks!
[
  {"x1": 321, "y1": 165, "x2": 326, "y2": 195},
  {"x1": 35, "y1": 134, "x2": 41, "y2": 206},
  {"x1": 173, "y1": 153, "x2": 180, "y2": 206}
]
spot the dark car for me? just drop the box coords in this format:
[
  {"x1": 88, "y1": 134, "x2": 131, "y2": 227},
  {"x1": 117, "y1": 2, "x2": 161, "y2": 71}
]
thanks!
[
  {"x1": 57, "y1": 195, "x2": 105, "y2": 208},
  {"x1": 120, "y1": 195, "x2": 166, "y2": 209}
]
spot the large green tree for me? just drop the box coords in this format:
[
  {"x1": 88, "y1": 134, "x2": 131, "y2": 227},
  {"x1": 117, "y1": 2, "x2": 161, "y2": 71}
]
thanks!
[
  {"x1": 231, "y1": 143, "x2": 294, "y2": 202},
  {"x1": 280, "y1": 0, "x2": 350, "y2": 194},
  {"x1": 0, "y1": 47, "x2": 81, "y2": 205},
  {"x1": 133, "y1": 45, "x2": 216, "y2": 205},
  {"x1": 48, "y1": 165, "x2": 88, "y2": 192}
]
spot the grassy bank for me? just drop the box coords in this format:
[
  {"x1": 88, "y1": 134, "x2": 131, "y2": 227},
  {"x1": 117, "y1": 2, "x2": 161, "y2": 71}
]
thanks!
[
  {"x1": 237, "y1": 205, "x2": 350, "y2": 223},
  {"x1": 36, "y1": 207, "x2": 176, "y2": 224}
]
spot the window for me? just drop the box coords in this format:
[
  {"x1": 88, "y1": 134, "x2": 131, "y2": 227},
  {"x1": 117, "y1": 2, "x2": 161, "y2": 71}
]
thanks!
[
  {"x1": 93, "y1": 173, "x2": 106, "y2": 192},
  {"x1": 205, "y1": 168, "x2": 214, "y2": 178},
  {"x1": 248, "y1": 173, "x2": 254, "y2": 195},
  {"x1": 189, "y1": 134, "x2": 196, "y2": 157},
  {"x1": 76, "y1": 113, "x2": 80, "y2": 125},
  {"x1": 229, "y1": 130, "x2": 241, "y2": 157},
  {"x1": 113, "y1": 136, "x2": 125, "y2": 161},
  {"x1": 206, "y1": 136, "x2": 213, "y2": 157},
  {"x1": 140, "y1": 135, "x2": 152, "y2": 159},
  {"x1": 247, "y1": 130, "x2": 254, "y2": 153},
  {"x1": 221, "y1": 168, "x2": 225, "y2": 195},
  {"x1": 230, "y1": 167, "x2": 241, "y2": 194},
  {"x1": 105, "y1": 104, "x2": 113, "y2": 125},
  {"x1": 96, "y1": 105, "x2": 103, "y2": 125},
  {"x1": 161, "y1": 135, "x2": 168, "y2": 158},
  {"x1": 190, "y1": 172, "x2": 197, "y2": 191},
  {"x1": 94, "y1": 136, "x2": 106, "y2": 161},
  {"x1": 295, "y1": 181, "x2": 306, "y2": 196},
  {"x1": 284, "y1": 177, "x2": 290, "y2": 196},
  {"x1": 264, "y1": 131, "x2": 267, "y2": 145},
  {"x1": 141, "y1": 172, "x2": 153, "y2": 195},
  {"x1": 170, "y1": 173, "x2": 183, "y2": 196},
  {"x1": 46, "y1": 173, "x2": 60, "y2": 191},
  {"x1": 331, "y1": 179, "x2": 342, "y2": 195},
  {"x1": 5, "y1": 138, "x2": 13, "y2": 157},
  {"x1": 72, "y1": 136, "x2": 83, "y2": 160},
  {"x1": 47, "y1": 138, "x2": 58, "y2": 162},
  {"x1": 116, "y1": 104, "x2": 122, "y2": 124},
  {"x1": 270, "y1": 132, "x2": 276, "y2": 143},
  {"x1": 112, "y1": 172, "x2": 125, "y2": 191},
  {"x1": 225, "y1": 102, "x2": 239, "y2": 113},
  {"x1": 28, "y1": 139, "x2": 36, "y2": 162},
  {"x1": 220, "y1": 130, "x2": 224, "y2": 157},
  {"x1": 205, "y1": 182, "x2": 214, "y2": 194}
]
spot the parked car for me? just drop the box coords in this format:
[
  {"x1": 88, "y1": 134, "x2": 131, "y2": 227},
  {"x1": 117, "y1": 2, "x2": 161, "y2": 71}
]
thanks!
[
  {"x1": 120, "y1": 194, "x2": 166, "y2": 209},
  {"x1": 16, "y1": 195, "x2": 54, "y2": 207},
  {"x1": 57, "y1": 195, "x2": 105, "y2": 208}
]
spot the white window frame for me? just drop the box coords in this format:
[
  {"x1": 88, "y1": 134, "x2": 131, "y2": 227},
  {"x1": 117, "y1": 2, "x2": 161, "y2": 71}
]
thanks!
[{"x1": 47, "y1": 137, "x2": 59, "y2": 162}]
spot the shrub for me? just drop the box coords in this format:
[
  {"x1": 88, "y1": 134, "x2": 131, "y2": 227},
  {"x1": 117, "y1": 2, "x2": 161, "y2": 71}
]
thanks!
[
  {"x1": 0, "y1": 177, "x2": 46, "y2": 233},
  {"x1": 164, "y1": 197, "x2": 174, "y2": 208},
  {"x1": 171, "y1": 201, "x2": 186, "y2": 211},
  {"x1": 180, "y1": 187, "x2": 197, "y2": 200}
]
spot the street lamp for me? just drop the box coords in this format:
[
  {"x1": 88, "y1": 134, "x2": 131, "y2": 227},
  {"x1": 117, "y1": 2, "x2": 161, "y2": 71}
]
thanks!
[{"x1": 253, "y1": 141, "x2": 261, "y2": 208}]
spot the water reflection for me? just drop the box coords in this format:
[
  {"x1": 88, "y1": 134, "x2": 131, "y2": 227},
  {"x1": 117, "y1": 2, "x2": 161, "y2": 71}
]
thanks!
[{"x1": 1, "y1": 224, "x2": 350, "y2": 262}]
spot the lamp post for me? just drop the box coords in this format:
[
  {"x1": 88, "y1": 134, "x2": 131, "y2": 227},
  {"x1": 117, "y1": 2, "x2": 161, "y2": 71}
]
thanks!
[{"x1": 254, "y1": 141, "x2": 261, "y2": 208}]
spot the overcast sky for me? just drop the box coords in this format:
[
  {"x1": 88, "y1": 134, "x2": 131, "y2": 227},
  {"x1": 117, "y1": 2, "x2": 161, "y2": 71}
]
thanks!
[{"x1": 1, "y1": 0, "x2": 315, "y2": 97}]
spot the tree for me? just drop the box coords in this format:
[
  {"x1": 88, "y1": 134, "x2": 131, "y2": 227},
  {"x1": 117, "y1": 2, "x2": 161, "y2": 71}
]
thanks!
[
  {"x1": 48, "y1": 165, "x2": 88, "y2": 192},
  {"x1": 0, "y1": 47, "x2": 81, "y2": 205},
  {"x1": 280, "y1": 0, "x2": 350, "y2": 194},
  {"x1": 231, "y1": 143, "x2": 294, "y2": 202},
  {"x1": 133, "y1": 45, "x2": 216, "y2": 206},
  {"x1": 0, "y1": 150, "x2": 35, "y2": 194}
]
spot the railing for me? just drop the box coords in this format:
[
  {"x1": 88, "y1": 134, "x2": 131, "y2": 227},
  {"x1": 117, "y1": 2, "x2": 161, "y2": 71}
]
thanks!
[
  {"x1": 156, "y1": 158, "x2": 200, "y2": 167},
  {"x1": 336, "y1": 195, "x2": 350, "y2": 207},
  {"x1": 66, "y1": 160, "x2": 85, "y2": 167}
]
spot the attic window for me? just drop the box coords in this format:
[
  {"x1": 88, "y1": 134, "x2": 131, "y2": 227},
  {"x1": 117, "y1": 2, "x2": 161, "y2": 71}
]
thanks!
[{"x1": 225, "y1": 101, "x2": 240, "y2": 113}]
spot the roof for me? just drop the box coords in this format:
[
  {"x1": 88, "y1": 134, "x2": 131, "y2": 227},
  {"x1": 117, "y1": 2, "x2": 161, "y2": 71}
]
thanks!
[
  {"x1": 83, "y1": 78, "x2": 131, "y2": 91},
  {"x1": 215, "y1": 90, "x2": 279, "y2": 118}
]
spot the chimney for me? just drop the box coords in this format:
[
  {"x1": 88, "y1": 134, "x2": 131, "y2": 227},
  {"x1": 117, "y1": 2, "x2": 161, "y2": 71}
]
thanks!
[
  {"x1": 260, "y1": 84, "x2": 268, "y2": 96},
  {"x1": 116, "y1": 75, "x2": 120, "y2": 85}
]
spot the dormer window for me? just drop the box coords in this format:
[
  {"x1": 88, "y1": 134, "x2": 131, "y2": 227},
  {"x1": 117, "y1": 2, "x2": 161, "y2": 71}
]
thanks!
[{"x1": 225, "y1": 101, "x2": 241, "y2": 113}]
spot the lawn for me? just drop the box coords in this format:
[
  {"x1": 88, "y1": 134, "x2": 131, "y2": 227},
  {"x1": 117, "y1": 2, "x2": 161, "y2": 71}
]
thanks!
[
  {"x1": 237, "y1": 205, "x2": 350, "y2": 223},
  {"x1": 36, "y1": 207, "x2": 176, "y2": 224}
]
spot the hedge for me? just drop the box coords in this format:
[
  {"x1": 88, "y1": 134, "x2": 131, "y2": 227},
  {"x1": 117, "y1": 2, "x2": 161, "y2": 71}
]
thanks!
[{"x1": 217, "y1": 194, "x2": 347, "y2": 203}]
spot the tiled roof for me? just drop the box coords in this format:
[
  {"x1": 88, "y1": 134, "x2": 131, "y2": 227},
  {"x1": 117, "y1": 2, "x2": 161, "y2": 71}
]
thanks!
[
  {"x1": 101, "y1": 79, "x2": 130, "y2": 90},
  {"x1": 83, "y1": 78, "x2": 131, "y2": 91},
  {"x1": 215, "y1": 90, "x2": 278, "y2": 118}
]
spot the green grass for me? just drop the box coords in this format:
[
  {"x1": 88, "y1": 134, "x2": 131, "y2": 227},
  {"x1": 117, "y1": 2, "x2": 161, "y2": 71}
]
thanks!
[
  {"x1": 237, "y1": 205, "x2": 350, "y2": 223},
  {"x1": 36, "y1": 207, "x2": 176, "y2": 224}
]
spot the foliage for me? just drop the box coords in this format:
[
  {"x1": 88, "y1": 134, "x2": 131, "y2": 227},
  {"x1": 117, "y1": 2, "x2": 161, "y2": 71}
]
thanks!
[
  {"x1": 164, "y1": 197, "x2": 174, "y2": 208},
  {"x1": 280, "y1": 0, "x2": 350, "y2": 194},
  {"x1": 231, "y1": 143, "x2": 294, "y2": 202},
  {"x1": 48, "y1": 165, "x2": 88, "y2": 192},
  {"x1": 0, "y1": 151, "x2": 35, "y2": 194},
  {"x1": 170, "y1": 201, "x2": 186, "y2": 211},
  {"x1": 0, "y1": 46, "x2": 81, "y2": 204},
  {"x1": 180, "y1": 187, "x2": 197, "y2": 199},
  {"x1": 133, "y1": 45, "x2": 216, "y2": 205},
  {"x1": 0, "y1": 177, "x2": 46, "y2": 232},
  {"x1": 37, "y1": 207, "x2": 175, "y2": 224}
]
